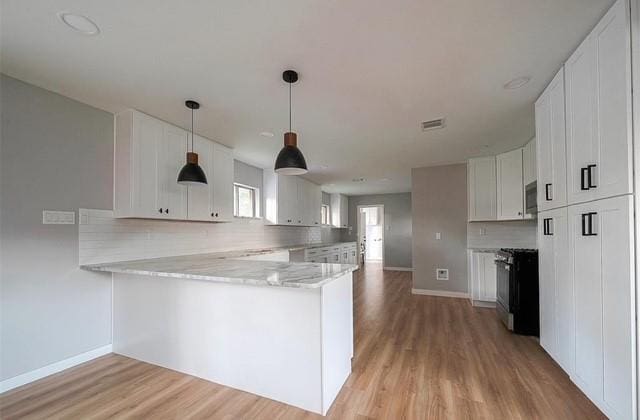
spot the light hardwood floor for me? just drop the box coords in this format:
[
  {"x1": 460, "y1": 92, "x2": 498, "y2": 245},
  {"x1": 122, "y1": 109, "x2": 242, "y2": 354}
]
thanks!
[{"x1": 0, "y1": 263, "x2": 604, "y2": 419}]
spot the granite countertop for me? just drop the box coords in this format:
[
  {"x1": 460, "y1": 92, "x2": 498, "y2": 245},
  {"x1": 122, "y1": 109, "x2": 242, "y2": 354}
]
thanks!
[{"x1": 81, "y1": 242, "x2": 358, "y2": 289}]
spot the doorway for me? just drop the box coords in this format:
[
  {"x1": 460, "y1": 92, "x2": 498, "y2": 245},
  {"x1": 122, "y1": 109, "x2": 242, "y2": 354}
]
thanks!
[{"x1": 357, "y1": 205, "x2": 384, "y2": 266}]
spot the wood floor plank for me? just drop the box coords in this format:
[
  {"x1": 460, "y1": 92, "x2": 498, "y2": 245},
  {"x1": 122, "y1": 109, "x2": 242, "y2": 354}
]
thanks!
[{"x1": 0, "y1": 263, "x2": 606, "y2": 419}]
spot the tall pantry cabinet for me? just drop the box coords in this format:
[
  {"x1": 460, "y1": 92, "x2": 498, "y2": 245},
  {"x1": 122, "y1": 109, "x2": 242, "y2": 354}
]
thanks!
[{"x1": 535, "y1": 1, "x2": 636, "y2": 419}]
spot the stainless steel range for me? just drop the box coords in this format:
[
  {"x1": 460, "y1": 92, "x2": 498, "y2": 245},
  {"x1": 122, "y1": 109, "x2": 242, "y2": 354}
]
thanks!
[{"x1": 494, "y1": 248, "x2": 539, "y2": 336}]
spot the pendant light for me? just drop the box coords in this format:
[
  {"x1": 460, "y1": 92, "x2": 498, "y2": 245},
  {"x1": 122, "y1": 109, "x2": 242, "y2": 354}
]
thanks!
[
  {"x1": 177, "y1": 100, "x2": 208, "y2": 185},
  {"x1": 274, "y1": 70, "x2": 308, "y2": 175}
]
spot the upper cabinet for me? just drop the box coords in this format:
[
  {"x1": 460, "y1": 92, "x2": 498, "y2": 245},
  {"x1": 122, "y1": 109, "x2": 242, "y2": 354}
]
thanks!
[
  {"x1": 186, "y1": 135, "x2": 234, "y2": 222},
  {"x1": 263, "y1": 170, "x2": 322, "y2": 226},
  {"x1": 565, "y1": 0, "x2": 632, "y2": 205},
  {"x1": 535, "y1": 69, "x2": 567, "y2": 212},
  {"x1": 496, "y1": 148, "x2": 525, "y2": 220},
  {"x1": 522, "y1": 137, "x2": 537, "y2": 187},
  {"x1": 114, "y1": 109, "x2": 233, "y2": 222},
  {"x1": 468, "y1": 156, "x2": 497, "y2": 221},
  {"x1": 330, "y1": 194, "x2": 349, "y2": 228}
]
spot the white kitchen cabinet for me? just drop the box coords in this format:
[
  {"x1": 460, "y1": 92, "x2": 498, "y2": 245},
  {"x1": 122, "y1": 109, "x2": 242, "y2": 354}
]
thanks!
[
  {"x1": 264, "y1": 170, "x2": 322, "y2": 226},
  {"x1": 468, "y1": 251, "x2": 497, "y2": 305},
  {"x1": 568, "y1": 195, "x2": 635, "y2": 420},
  {"x1": 188, "y1": 139, "x2": 233, "y2": 222},
  {"x1": 467, "y1": 156, "x2": 497, "y2": 222},
  {"x1": 496, "y1": 148, "x2": 524, "y2": 220},
  {"x1": 535, "y1": 69, "x2": 568, "y2": 212},
  {"x1": 114, "y1": 110, "x2": 189, "y2": 220},
  {"x1": 538, "y1": 207, "x2": 573, "y2": 375},
  {"x1": 330, "y1": 194, "x2": 349, "y2": 228},
  {"x1": 565, "y1": 0, "x2": 632, "y2": 205},
  {"x1": 114, "y1": 110, "x2": 234, "y2": 222},
  {"x1": 211, "y1": 143, "x2": 234, "y2": 221},
  {"x1": 522, "y1": 138, "x2": 536, "y2": 187}
]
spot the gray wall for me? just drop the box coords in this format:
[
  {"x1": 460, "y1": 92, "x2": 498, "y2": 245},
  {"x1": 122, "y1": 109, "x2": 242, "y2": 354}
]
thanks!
[
  {"x1": 234, "y1": 159, "x2": 263, "y2": 190},
  {"x1": 411, "y1": 164, "x2": 467, "y2": 293},
  {"x1": 342, "y1": 193, "x2": 412, "y2": 268},
  {"x1": 0, "y1": 75, "x2": 114, "y2": 380}
]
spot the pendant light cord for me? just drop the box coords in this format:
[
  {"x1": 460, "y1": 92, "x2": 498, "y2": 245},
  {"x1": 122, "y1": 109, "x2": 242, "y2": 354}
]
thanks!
[
  {"x1": 191, "y1": 107, "x2": 194, "y2": 152},
  {"x1": 289, "y1": 82, "x2": 292, "y2": 132}
]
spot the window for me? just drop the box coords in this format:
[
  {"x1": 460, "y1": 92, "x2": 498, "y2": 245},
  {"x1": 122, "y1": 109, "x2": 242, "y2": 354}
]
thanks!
[
  {"x1": 321, "y1": 204, "x2": 330, "y2": 225},
  {"x1": 234, "y1": 183, "x2": 260, "y2": 218}
]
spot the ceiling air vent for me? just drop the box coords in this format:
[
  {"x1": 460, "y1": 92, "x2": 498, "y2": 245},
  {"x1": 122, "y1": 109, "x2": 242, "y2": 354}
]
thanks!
[{"x1": 421, "y1": 118, "x2": 445, "y2": 131}]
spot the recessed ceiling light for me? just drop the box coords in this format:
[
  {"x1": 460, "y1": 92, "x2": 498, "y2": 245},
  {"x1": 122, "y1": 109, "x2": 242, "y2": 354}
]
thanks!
[
  {"x1": 379, "y1": 178, "x2": 390, "y2": 182},
  {"x1": 504, "y1": 76, "x2": 531, "y2": 90},
  {"x1": 58, "y1": 12, "x2": 100, "y2": 35},
  {"x1": 260, "y1": 131, "x2": 275, "y2": 138},
  {"x1": 352, "y1": 177, "x2": 366, "y2": 183},
  {"x1": 325, "y1": 183, "x2": 335, "y2": 187}
]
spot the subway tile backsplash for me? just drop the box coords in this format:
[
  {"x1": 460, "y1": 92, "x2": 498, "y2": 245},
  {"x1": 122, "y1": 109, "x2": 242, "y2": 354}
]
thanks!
[
  {"x1": 79, "y1": 209, "x2": 341, "y2": 265},
  {"x1": 467, "y1": 220, "x2": 537, "y2": 249}
]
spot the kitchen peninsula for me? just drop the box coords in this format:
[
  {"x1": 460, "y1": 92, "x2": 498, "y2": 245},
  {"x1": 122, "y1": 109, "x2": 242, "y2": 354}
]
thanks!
[{"x1": 82, "y1": 249, "x2": 357, "y2": 415}]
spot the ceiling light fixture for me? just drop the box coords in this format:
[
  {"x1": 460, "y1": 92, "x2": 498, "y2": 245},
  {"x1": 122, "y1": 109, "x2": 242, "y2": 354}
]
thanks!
[
  {"x1": 177, "y1": 100, "x2": 208, "y2": 186},
  {"x1": 260, "y1": 131, "x2": 275, "y2": 138},
  {"x1": 504, "y1": 76, "x2": 531, "y2": 90},
  {"x1": 274, "y1": 70, "x2": 308, "y2": 175},
  {"x1": 58, "y1": 12, "x2": 100, "y2": 35}
]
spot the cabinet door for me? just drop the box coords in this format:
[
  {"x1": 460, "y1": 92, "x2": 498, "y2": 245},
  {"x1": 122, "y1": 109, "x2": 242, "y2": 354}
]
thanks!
[
  {"x1": 569, "y1": 195, "x2": 635, "y2": 419},
  {"x1": 536, "y1": 69, "x2": 567, "y2": 211},
  {"x1": 340, "y1": 196, "x2": 349, "y2": 227},
  {"x1": 538, "y1": 207, "x2": 572, "y2": 374},
  {"x1": 311, "y1": 184, "x2": 322, "y2": 226},
  {"x1": 522, "y1": 138, "x2": 536, "y2": 186},
  {"x1": 468, "y1": 157, "x2": 497, "y2": 221},
  {"x1": 211, "y1": 143, "x2": 234, "y2": 222},
  {"x1": 566, "y1": 0, "x2": 632, "y2": 205},
  {"x1": 159, "y1": 125, "x2": 188, "y2": 220},
  {"x1": 296, "y1": 178, "x2": 310, "y2": 226},
  {"x1": 496, "y1": 149, "x2": 524, "y2": 220},
  {"x1": 278, "y1": 175, "x2": 297, "y2": 225},
  {"x1": 187, "y1": 135, "x2": 214, "y2": 221},
  {"x1": 477, "y1": 253, "x2": 497, "y2": 301},
  {"x1": 131, "y1": 112, "x2": 163, "y2": 218},
  {"x1": 330, "y1": 194, "x2": 342, "y2": 227}
]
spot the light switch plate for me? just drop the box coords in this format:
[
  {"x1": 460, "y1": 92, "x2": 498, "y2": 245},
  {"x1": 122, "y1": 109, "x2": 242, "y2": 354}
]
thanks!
[
  {"x1": 43, "y1": 210, "x2": 75, "y2": 225},
  {"x1": 435, "y1": 232, "x2": 441, "y2": 240}
]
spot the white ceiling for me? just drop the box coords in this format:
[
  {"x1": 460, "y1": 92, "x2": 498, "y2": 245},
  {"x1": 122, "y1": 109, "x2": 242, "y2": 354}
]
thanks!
[{"x1": 1, "y1": 0, "x2": 613, "y2": 195}]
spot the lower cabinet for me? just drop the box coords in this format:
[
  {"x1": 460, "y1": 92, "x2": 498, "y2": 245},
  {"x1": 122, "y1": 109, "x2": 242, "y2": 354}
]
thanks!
[
  {"x1": 567, "y1": 195, "x2": 635, "y2": 420},
  {"x1": 538, "y1": 207, "x2": 573, "y2": 375},
  {"x1": 468, "y1": 251, "x2": 497, "y2": 305}
]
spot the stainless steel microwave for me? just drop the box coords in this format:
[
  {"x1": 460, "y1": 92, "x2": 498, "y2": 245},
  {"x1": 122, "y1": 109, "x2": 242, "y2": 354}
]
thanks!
[{"x1": 525, "y1": 182, "x2": 537, "y2": 216}]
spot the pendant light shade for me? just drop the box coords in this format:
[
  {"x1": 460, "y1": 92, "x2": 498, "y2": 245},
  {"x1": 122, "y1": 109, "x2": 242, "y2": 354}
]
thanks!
[
  {"x1": 178, "y1": 100, "x2": 208, "y2": 185},
  {"x1": 275, "y1": 70, "x2": 308, "y2": 175}
]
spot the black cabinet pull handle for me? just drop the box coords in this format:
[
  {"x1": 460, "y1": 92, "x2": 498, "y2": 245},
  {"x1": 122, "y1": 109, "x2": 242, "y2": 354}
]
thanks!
[
  {"x1": 581, "y1": 167, "x2": 589, "y2": 190},
  {"x1": 587, "y1": 164, "x2": 597, "y2": 189},
  {"x1": 211, "y1": 213, "x2": 214, "y2": 217},
  {"x1": 159, "y1": 208, "x2": 163, "y2": 213},
  {"x1": 165, "y1": 209, "x2": 169, "y2": 214},
  {"x1": 582, "y1": 212, "x2": 598, "y2": 236},
  {"x1": 543, "y1": 218, "x2": 548, "y2": 235},
  {"x1": 545, "y1": 183, "x2": 552, "y2": 201}
]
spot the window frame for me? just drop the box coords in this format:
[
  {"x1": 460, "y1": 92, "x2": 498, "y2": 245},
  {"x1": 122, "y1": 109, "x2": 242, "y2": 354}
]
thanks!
[
  {"x1": 321, "y1": 204, "x2": 330, "y2": 225},
  {"x1": 233, "y1": 183, "x2": 260, "y2": 219}
]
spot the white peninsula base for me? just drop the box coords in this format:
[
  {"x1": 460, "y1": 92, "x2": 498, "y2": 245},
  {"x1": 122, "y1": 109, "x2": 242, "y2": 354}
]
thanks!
[{"x1": 112, "y1": 271, "x2": 354, "y2": 415}]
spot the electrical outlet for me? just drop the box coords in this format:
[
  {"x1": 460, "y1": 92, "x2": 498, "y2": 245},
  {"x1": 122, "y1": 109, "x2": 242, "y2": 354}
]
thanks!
[
  {"x1": 435, "y1": 232, "x2": 441, "y2": 240},
  {"x1": 479, "y1": 227, "x2": 486, "y2": 236},
  {"x1": 436, "y1": 268, "x2": 449, "y2": 281}
]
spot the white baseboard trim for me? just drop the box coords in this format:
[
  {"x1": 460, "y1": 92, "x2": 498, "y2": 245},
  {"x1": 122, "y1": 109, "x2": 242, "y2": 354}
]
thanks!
[
  {"x1": 383, "y1": 266, "x2": 413, "y2": 272},
  {"x1": 411, "y1": 288, "x2": 469, "y2": 299},
  {"x1": 0, "y1": 344, "x2": 112, "y2": 394},
  {"x1": 472, "y1": 300, "x2": 496, "y2": 308}
]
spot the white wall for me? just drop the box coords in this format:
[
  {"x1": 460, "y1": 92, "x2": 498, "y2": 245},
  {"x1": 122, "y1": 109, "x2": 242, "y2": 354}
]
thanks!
[{"x1": 0, "y1": 75, "x2": 114, "y2": 381}]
